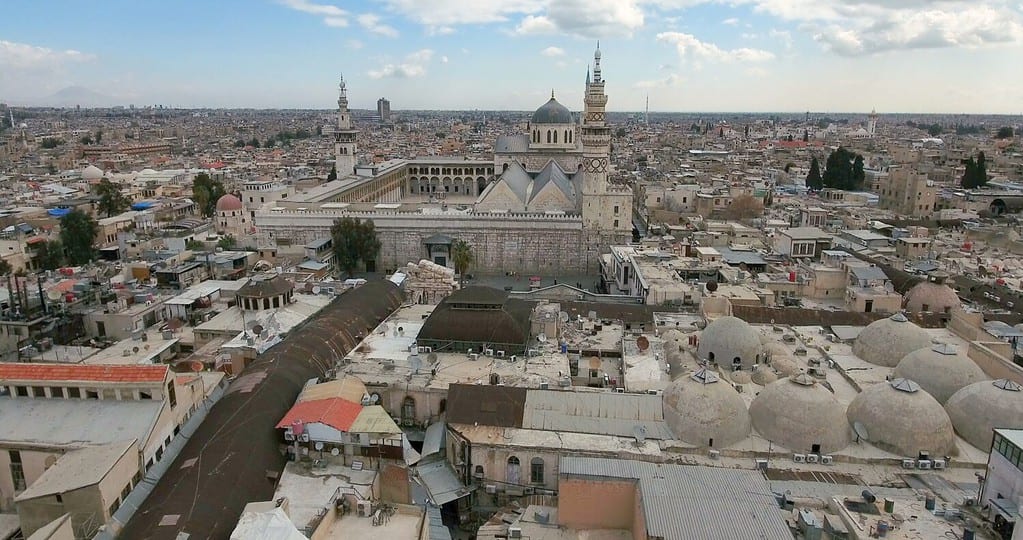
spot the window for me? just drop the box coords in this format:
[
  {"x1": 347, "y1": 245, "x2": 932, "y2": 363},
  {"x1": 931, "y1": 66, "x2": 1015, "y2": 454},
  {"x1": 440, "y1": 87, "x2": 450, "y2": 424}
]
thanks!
[
  {"x1": 506, "y1": 456, "x2": 521, "y2": 484},
  {"x1": 402, "y1": 396, "x2": 416, "y2": 423},
  {"x1": 167, "y1": 382, "x2": 177, "y2": 408},
  {"x1": 55, "y1": 494, "x2": 63, "y2": 503},
  {"x1": 49, "y1": 386, "x2": 63, "y2": 398},
  {"x1": 68, "y1": 387, "x2": 81, "y2": 398},
  {"x1": 614, "y1": 205, "x2": 619, "y2": 214},
  {"x1": 530, "y1": 457, "x2": 545, "y2": 484},
  {"x1": 9, "y1": 450, "x2": 26, "y2": 492},
  {"x1": 15, "y1": 386, "x2": 27, "y2": 397}
]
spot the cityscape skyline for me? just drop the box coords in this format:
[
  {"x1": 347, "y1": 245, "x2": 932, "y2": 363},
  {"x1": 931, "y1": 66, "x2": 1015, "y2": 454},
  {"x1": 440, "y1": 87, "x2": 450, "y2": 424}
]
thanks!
[{"x1": 1, "y1": 0, "x2": 1022, "y2": 113}]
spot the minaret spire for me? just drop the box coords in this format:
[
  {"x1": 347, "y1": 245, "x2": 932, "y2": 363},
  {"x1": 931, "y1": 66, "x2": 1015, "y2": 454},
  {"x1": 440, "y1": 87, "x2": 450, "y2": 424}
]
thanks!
[{"x1": 332, "y1": 74, "x2": 358, "y2": 175}]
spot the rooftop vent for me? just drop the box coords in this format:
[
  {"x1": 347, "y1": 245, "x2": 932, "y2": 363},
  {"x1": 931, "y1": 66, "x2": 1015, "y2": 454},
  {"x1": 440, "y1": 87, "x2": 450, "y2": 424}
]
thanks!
[
  {"x1": 889, "y1": 312, "x2": 909, "y2": 323},
  {"x1": 690, "y1": 368, "x2": 720, "y2": 384},
  {"x1": 994, "y1": 379, "x2": 1023, "y2": 392},
  {"x1": 931, "y1": 342, "x2": 957, "y2": 355},
  {"x1": 890, "y1": 378, "x2": 920, "y2": 393}
]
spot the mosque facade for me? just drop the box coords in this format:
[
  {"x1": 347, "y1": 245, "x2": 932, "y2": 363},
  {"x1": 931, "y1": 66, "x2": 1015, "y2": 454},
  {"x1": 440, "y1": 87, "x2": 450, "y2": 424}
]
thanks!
[{"x1": 254, "y1": 46, "x2": 632, "y2": 274}]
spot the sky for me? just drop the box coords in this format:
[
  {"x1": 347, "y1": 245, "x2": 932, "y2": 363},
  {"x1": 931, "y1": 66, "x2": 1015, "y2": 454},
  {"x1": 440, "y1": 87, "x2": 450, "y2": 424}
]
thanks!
[{"x1": 1, "y1": 0, "x2": 1023, "y2": 113}]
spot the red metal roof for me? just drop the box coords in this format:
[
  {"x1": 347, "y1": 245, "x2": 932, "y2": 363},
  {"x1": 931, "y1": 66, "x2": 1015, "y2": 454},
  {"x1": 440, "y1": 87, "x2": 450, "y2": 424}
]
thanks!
[
  {"x1": 0, "y1": 363, "x2": 169, "y2": 384},
  {"x1": 275, "y1": 397, "x2": 362, "y2": 432}
]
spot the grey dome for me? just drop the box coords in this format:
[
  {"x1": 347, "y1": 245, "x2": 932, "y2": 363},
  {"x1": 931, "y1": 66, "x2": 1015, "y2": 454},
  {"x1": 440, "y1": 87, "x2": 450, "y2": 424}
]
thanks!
[
  {"x1": 904, "y1": 281, "x2": 960, "y2": 313},
  {"x1": 847, "y1": 378, "x2": 956, "y2": 457},
  {"x1": 663, "y1": 368, "x2": 751, "y2": 448},
  {"x1": 893, "y1": 343, "x2": 988, "y2": 403},
  {"x1": 852, "y1": 313, "x2": 932, "y2": 367},
  {"x1": 697, "y1": 316, "x2": 764, "y2": 370},
  {"x1": 770, "y1": 356, "x2": 799, "y2": 377},
  {"x1": 82, "y1": 164, "x2": 104, "y2": 180},
  {"x1": 751, "y1": 367, "x2": 778, "y2": 386},
  {"x1": 531, "y1": 96, "x2": 573, "y2": 124},
  {"x1": 749, "y1": 374, "x2": 851, "y2": 454},
  {"x1": 946, "y1": 379, "x2": 1023, "y2": 449}
]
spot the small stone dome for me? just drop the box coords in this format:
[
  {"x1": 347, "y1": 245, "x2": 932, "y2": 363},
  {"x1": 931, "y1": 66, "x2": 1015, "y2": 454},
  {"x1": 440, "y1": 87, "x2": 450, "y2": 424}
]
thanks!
[
  {"x1": 751, "y1": 367, "x2": 778, "y2": 386},
  {"x1": 82, "y1": 164, "x2": 104, "y2": 180},
  {"x1": 216, "y1": 194, "x2": 243, "y2": 212},
  {"x1": 893, "y1": 343, "x2": 988, "y2": 403},
  {"x1": 852, "y1": 313, "x2": 932, "y2": 367},
  {"x1": 749, "y1": 373, "x2": 851, "y2": 453},
  {"x1": 946, "y1": 379, "x2": 1023, "y2": 449},
  {"x1": 770, "y1": 356, "x2": 799, "y2": 377},
  {"x1": 847, "y1": 378, "x2": 956, "y2": 457},
  {"x1": 696, "y1": 316, "x2": 764, "y2": 370},
  {"x1": 904, "y1": 278, "x2": 960, "y2": 313},
  {"x1": 728, "y1": 370, "x2": 752, "y2": 384},
  {"x1": 531, "y1": 95, "x2": 573, "y2": 124},
  {"x1": 663, "y1": 368, "x2": 751, "y2": 448}
]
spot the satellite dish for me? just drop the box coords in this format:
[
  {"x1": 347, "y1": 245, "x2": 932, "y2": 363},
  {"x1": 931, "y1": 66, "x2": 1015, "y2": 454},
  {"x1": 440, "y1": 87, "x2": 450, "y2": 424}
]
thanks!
[
  {"x1": 559, "y1": 311, "x2": 570, "y2": 323},
  {"x1": 46, "y1": 290, "x2": 61, "y2": 301},
  {"x1": 370, "y1": 393, "x2": 381, "y2": 404},
  {"x1": 427, "y1": 352, "x2": 438, "y2": 364},
  {"x1": 537, "y1": 333, "x2": 547, "y2": 343},
  {"x1": 633, "y1": 425, "x2": 647, "y2": 445},
  {"x1": 853, "y1": 421, "x2": 870, "y2": 443},
  {"x1": 314, "y1": 441, "x2": 324, "y2": 451},
  {"x1": 331, "y1": 448, "x2": 340, "y2": 456},
  {"x1": 252, "y1": 324, "x2": 264, "y2": 336},
  {"x1": 312, "y1": 286, "x2": 321, "y2": 294},
  {"x1": 636, "y1": 336, "x2": 650, "y2": 351},
  {"x1": 132, "y1": 346, "x2": 139, "y2": 353},
  {"x1": 190, "y1": 361, "x2": 204, "y2": 372}
]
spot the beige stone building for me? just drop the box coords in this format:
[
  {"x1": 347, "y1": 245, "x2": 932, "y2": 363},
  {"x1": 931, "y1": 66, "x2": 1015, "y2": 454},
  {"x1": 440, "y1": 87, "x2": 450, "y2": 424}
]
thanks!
[{"x1": 878, "y1": 166, "x2": 936, "y2": 217}]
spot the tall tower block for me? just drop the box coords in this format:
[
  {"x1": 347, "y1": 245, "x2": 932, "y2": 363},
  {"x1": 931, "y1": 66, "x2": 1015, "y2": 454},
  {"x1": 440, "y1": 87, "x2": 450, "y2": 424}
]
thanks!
[
  {"x1": 867, "y1": 108, "x2": 878, "y2": 137},
  {"x1": 334, "y1": 75, "x2": 358, "y2": 176}
]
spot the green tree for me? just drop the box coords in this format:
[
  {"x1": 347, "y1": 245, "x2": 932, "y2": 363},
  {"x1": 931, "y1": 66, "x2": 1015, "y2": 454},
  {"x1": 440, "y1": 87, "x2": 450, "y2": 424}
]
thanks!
[
  {"x1": 330, "y1": 217, "x2": 381, "y2": 277},
  {"x1": 58, "y1": 210, "x2": 98, "y2": 265},
  {"x1": 186, "y1": 239, "x2": 205, "y2": 251},
  {"x1": 996, "y1": 127, "x2": 1014, "y2": 139},
  {"x1": 248, "y1": 137, "x2": 260, "y2": 148},
  {"x1": 962, "y1": 152, "x2": 990, "y2": 189},
  {"x1": 40, "y1": 138, "x2": 61, "y2": 149},
  {"x1": 822, "y1": 147, "x2": 863, "y2": 190},
  {"x1": 93, "y1": 178, "x2": 130, "y2": 217},
  {"x1": 806, "y1": 156, "x2": 823, "y2": 191},
  {"x1": 327, "y1": 164, "x2": 338, "y2": 181},
  {"x1": 79, "y1": 135, "x2": 93, "y2": 145},
  {"x1": 217, "y1": 235, "x2": 237, "y2": 250},
  {"x1": 450, "y1": 239, "x2": 474, "y2": 286},
  {"x1": 233, "y1": 139, "x2": 245, "y2": 148},
  {"x1": 33, "y1": 240, "x2": 64, "y2": 271},
  {"x1": 0, "y1": 258, "x2": 11, "y2": 276},
  {"x1": 852, "y1": 154, "x2": 865, "y2": 190},
  {"x1": 977, "y1": 151, "x2": 988, "y2": 187},
  {"x1": 192, "y1": 173, "x2": 226, "y2": 218},
  {"x1": 95, "y1": 130, "x2": 103, "y2": 144},
  {"x1": 927, "y1": 124, "x2": 942, "y2": 137}
]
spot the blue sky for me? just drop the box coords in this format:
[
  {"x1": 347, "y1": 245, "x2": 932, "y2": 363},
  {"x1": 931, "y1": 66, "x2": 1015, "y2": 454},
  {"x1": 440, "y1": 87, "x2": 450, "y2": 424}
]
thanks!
[{"x1": 2, "y1": 0, "x2": 1022, "y2": 113}]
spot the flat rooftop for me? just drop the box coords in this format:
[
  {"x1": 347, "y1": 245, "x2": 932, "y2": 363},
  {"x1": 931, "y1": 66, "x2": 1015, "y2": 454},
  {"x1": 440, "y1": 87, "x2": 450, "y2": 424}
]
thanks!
[{"x1": 272, "y1": 461, "x2": 376, "y2": 533}]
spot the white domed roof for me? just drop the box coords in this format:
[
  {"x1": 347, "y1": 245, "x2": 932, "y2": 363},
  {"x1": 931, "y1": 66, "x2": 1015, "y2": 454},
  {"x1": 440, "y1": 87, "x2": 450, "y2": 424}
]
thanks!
[
  {"x1": 904, "y1": 281, "x2": 960, "y2": 313},
  {"x1": 946, "y1": 379, "x2": 1023, "y2": 449},
  {"x1": 852, "y1": 313, "x2": 932, "y2": 367},
  {"x1": 697, "y1": 316, "x2": 764, "y2": 370},
  {"x1": 216, "y1": 194, "x2": 243, "y2": 212},
  {"x1": 82, "y1": 164, "x2": 104, "y2": 180},
  {"x1": 847, "y1": 378, "x2": 955, "y2": 457},
  {"x1": 749, "y1": 374, "x2": 851, "y2": 453},
  {"x1": 663, "y1": 368, "x2": 751, "y2": 448},
  {"x1": 893, "y1": 343, "x2": 988, "y2": 403}
]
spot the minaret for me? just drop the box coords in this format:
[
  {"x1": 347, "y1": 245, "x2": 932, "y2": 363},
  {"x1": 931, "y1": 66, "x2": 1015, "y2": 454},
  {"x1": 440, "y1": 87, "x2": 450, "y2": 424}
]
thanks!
[
  {"x1": 867, "y1": 108, "x2": 878, "y2": 137},
  {"x1": 580, "y1": 42, "x2": 611, "y2": 225},
  {"x1": 333, "y1": 74, "x2": 358, "y2": 176},
  {"x1": 645, "y1": 95, "x2": 649, "y2": 125}
]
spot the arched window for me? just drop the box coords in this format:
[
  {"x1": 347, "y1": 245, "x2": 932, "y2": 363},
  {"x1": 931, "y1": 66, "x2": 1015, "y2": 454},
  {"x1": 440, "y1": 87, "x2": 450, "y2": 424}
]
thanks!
[
  {"x1": 530, "y1": 457, "x2": 545, "y2": 484},
  {"x1": 474, "y1": 464, "x2": 484, "y2": 478},
  {"x1": 564, "y1": 130, "x2": 569, "y2": 143},
  {"x1": 506, "y1": 456, "x2": 521, "y2": 484},
  {"x1": 546, "y1": 130, "x2": 551, "y2": 143},
  {"x1": 402, "y1": 396, "x2": 416, "y2": 423},
  {"x1": 553, "y1": 130, "x2": 558, "y2": 143}
]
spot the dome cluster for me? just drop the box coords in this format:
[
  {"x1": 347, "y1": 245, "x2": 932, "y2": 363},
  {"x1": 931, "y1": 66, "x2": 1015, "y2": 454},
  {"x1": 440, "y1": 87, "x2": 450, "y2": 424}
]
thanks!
[
  {"x1": 696, "y1": 316, "x2": 764, "y2": 370},
  {"x1": 663, "y1": 368, "x2": 750, "y2": 448}
]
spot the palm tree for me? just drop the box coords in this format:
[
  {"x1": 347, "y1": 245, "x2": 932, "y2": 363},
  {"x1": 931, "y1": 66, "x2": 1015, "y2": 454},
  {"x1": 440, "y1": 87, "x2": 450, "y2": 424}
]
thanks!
[{"x1": 451, "y1": 240, "x2": 474, "y2": 287}]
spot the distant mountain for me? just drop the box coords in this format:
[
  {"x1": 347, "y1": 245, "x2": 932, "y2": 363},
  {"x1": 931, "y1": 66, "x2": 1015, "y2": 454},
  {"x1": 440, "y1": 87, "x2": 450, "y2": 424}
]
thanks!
[{"x1": 35, "y1": 86, "x2": 124, "y2": 108}]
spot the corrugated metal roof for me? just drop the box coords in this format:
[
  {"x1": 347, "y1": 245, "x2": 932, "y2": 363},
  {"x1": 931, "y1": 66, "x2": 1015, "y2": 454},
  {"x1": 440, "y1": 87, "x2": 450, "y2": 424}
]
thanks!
[
  {"x1": 297, "y1": 377, "x2": 367, "y2": 404},
  {"x1": 348, "y1": 405, "x2": 401, "y2": 434},
  {"x1": 446, "y1": 384, "x2": 527, "y2": 428},
  {"x1": 426, "y1": 505, "x2": 452, "y2": 540},
  {"x1": 421, "y1": 420, "x2": 446, "y2": 459},
  {"x1": 522, "y1": 390, "x2": 674, "y2": 440},
  {"x1": 415, "y1": 458, "x2": 473, "y2": 506},
  {"x1": 560, "y1": 457, "x2": 792, "y2": 540}
]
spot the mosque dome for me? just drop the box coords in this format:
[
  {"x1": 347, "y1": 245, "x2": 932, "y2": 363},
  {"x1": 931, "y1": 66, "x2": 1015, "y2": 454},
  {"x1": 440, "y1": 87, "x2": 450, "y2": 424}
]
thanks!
[
  {"x1": 82, "y1": 164, "x2": 104, "y2": 181},
  {"x1": 663, "y1": 368, "x2": 751, "y2": 448},
  {"x1": 904, "y1": 276, "x2": 960, "y2": 313},
  {"x1": 216, "y1": 194, "x2": 243, "y2": 212},
  {"x1": 846, "y1": 378, "x2": 956, "y2": 457},
  {"x1": 531, "y1": 95, "x2": 573, "y2": 124},
  {"x1": 946, "y1": 379, "x2": 1023, "y2": 449},
  {"x1": 892, "y1": 343, "x2": 988, "y2": 403},
  {"x1": 696, "y1": 316, "x2": 764, "y2": 370},
  {"x1": 749, "y1": 373, "x2": 851, "y2": 454},
  {"x1": 852, "y1": 313, "x2": 932, "y2": 367}
]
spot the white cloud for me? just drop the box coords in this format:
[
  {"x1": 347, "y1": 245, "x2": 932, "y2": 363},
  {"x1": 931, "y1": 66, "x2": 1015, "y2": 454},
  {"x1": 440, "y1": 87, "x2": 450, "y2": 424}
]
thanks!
[
  {"x1": 441, "y1": 55, "x2": 449, "y2": 63},
  {"x1": 347, "y1": 39, "x2": 364, "y2": 49},
  {"x1": 541, "y1": 46, "x2": 565, "y2": 56},
  {"x1": 516, "y1": 15, "x2": 558, "y2": 34},
  {"x1": 427, "y1": 25, "x2": 456, "y2": 35},
  {"x1": 723, "y1": 17, "x2": 739, "y2": 25},
  {"x1": 768, "y1": 28, "x2": 793, "y2": 49},
  {"x1": 515, "y1": 0, "x2": 644, "y2": 37},
  {"x1": 358, "y1": 13, "x2": 399, "y2": 37},
  {"x1": 368, "y1": 48, "x2": 436, "y2": 79},
  {"x1": 279, "y1": 0, "x2": 349, "y2": 26},
  {"x1": 633, "y1": 73, "x2": 684, "y2": 88},
  {"x1": 0, "y1": 40, "x2": 95, "y2": 70},
  {"x1": 657, "y1": 32, "x2": 775, "y2": 62},
  {"x1": 381, "y1": 0, "x2": 544, "y2": 25}
]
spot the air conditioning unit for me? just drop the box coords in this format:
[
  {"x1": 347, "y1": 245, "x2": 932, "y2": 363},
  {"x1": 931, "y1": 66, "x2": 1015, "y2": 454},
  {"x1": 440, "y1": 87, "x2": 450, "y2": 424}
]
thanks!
[
  {"x1": 357, "y1": 500, "x2": 373, "y2": 517},
  {"x1": 709, "y1": 449, "x2": 721, "y2": 460},
  {"x1": 755, "y1": 459, "x2": 768, "y2": 470},
  {"x1": 484, "y1": 348, "x2": 494, "y2": 356},
  {"x1": 793, "y1": 454, "x2": 806, "y2": 463},
  {"x1": 497, "y1": 350, "x2": 505, "y2": 357},
  {"x1": 300, "y1": 434, "x2": 310, "y2": 442},
  {"x1": 902, "y1": 459, "x2": 917, "y2": 469},
  {"x1": 485, "y1": 484, "x2": 497, "y2": 494},
  {"x1": 917, "y1": 460, "x2": 932, "y2": 470},
  {"x1": 418, "y1": 346, "x2": 432, "y2": 354},
  {"x1": 284, "y1": 432, "x2": 295, "y2": 441},
  {"x1": 806, "y1": 454, "x2": 819, "y2": 464},
  {"x1": 933, "y1": 459, "x2": 946, "y2": 470},
  {"x1": 510, "y1": 355, "x2": 517, "y2": 362},
  {"x1": 468, "y1": 353, "x2": 479, "y2": 361},
  {"x1": 523, "y1": 487, "x2": 535, "y2": 495},
  {"x1": 615, "y1": 387, "x2": 625, "y2": 393},
  {"x1": 821, "y1": 455, "x2": 833, "y2": 465},
  {"x1": 539, "y1": 382, "x2": 549, "y2": 390},
  {"x1": 508, "y1": 526, "x2": 522, "y2": 539},
  {"x1": 528, "y1": 348, "x2": 539, "y2": 356}
]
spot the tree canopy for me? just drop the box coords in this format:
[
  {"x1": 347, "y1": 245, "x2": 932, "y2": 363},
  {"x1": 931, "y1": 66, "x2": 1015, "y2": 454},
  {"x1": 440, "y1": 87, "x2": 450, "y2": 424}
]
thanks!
[
  {"x1": 727, "y1": 194, "x2": 765, "y2": 221},
  {"x1": 451, "y1": 239, "x2": 474, "y2": 286},
  {"x1": 94, "y1": 178, "x2": 130, "y2": 217},
  {"x1": 822, "y1": 147, "x2": 865, "y2": 191},
  {"x1": 327, "y1": 164, "x2": 338, "y2": 181},
  {"x1": 59, "y1": 210, "x2": 98, "y2": 265},
  {"x1": 0, "y1": 258, "x2": 11, "y2": 275},
  {"x1": 806, "y1": 156, "x2": 823, "y2": 191},
  {"x1": 996, "y1": 126, "x2": 1014, "y2": 139},
  {"x1": 33, "y1": 240, "x2": 64, "y2": 271},
  {"x1": 961, "y1": 151, "x2": 988, "y2": 189},
  {"x1": 330, "y1": 217, "x2": 381, "y2": 277},
  {"x1": 192, "y1": 173, "x2": 227, "y2": 218}
]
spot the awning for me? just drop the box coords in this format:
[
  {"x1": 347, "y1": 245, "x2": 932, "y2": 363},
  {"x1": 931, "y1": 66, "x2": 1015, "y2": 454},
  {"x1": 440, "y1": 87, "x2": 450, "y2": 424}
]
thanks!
[
  {"x1": 414, "y1": 458, "x2": 474, "y2": 506},
  {"x1": 421, "y1": 421, "x2": 445, "y2": 460}
]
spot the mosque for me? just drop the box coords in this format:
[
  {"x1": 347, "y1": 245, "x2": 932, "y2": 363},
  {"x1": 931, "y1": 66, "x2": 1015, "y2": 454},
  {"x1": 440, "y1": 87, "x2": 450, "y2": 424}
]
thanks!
[{"x1": 253, "y1": 45, "x2": 632, "y2": 274}]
